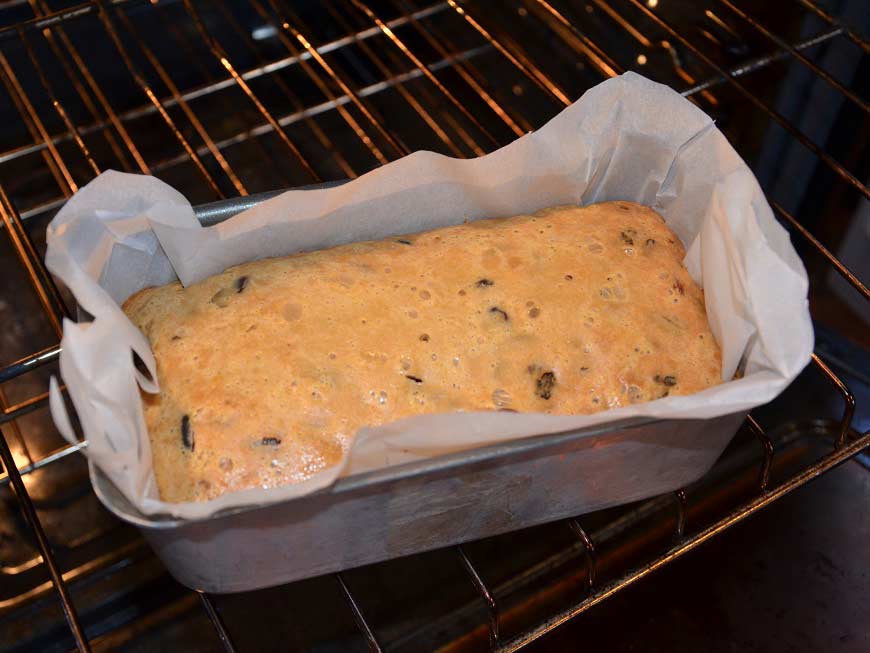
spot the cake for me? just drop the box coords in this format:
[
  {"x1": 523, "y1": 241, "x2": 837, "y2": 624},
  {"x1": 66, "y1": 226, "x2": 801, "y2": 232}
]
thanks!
[{"x1": 123, "y1": 202, "x2": 721, "y2": 502}]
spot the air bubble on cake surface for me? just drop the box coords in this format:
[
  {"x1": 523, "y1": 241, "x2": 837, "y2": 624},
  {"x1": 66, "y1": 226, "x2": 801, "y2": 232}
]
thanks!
[{"x1": 492, "y1": 388, "x2": 512, "y2": 408}]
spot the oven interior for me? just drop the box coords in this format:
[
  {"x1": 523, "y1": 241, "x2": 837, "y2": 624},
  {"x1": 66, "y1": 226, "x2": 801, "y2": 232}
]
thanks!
[{"x1": 0, "y1": 1, "x2": 867, "y2": 651}]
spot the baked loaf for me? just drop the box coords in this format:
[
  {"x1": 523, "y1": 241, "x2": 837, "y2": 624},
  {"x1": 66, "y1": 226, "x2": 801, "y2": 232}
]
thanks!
[{"x1": 124, "y1": 202, "x2": 721, "y2": 502}]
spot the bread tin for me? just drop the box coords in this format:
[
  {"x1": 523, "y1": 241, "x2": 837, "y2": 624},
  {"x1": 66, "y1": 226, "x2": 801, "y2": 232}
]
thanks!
[{"x1": 89, "y1": 189, "x2": 745, "y2": 593}]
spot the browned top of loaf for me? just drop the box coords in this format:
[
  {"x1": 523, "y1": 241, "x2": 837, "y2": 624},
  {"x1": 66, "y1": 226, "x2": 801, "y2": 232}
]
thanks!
[{"x1": 124, "y1": 202, "x2": 721, "y2": 502}]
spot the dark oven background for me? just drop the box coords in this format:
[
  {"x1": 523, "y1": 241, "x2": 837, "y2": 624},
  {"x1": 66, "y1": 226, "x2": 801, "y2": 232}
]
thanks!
[{"x1": 0, "y1": 1, "x2": 867, "y2": 652}]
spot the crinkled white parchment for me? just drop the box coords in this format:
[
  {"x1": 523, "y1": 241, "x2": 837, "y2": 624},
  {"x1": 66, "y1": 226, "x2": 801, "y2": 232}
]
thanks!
[{"x1": 45, "y1": 73, "x2": 813, "y2": 519}]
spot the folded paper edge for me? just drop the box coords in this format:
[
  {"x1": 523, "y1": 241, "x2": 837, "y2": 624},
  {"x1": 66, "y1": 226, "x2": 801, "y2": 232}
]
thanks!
[{"x1": 44, "y1": 73, "x2": 814, "y2": 520}]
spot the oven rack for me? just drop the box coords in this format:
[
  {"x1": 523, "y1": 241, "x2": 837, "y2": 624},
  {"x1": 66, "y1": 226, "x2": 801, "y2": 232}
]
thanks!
[{"x1": 0, "y1": 1, "x2": 866, "y2": 651}]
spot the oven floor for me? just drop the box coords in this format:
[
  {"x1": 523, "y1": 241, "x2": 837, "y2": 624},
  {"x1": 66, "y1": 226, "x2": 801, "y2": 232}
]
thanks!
[{"x1": 526, "y1": 457, "x2": 870, "y2": 653}]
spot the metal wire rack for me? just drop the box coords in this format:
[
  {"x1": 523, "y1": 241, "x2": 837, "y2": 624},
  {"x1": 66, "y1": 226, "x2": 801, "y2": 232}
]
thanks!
[{"x1": 0, "y1": 0, "x2": 867, "y2": 651}]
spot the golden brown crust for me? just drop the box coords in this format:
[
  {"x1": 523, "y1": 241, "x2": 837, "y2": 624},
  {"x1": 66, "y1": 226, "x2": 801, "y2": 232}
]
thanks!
[{"x1": 125, "y1": 202, "x2": 721, "y2": 502}]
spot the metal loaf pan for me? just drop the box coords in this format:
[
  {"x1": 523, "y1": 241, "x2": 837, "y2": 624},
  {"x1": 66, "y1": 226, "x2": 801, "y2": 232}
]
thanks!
[{"x1": 90, "y1": 190, "x2": 746, "y2": 593}]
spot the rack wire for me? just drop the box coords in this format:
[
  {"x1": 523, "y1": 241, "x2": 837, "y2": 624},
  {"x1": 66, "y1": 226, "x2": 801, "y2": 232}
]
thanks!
[{"x1": 0, "y1": 0, "x2": 867, "y2": 651}]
